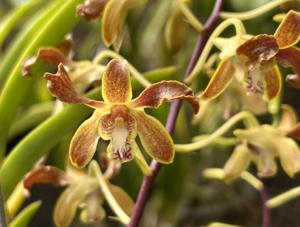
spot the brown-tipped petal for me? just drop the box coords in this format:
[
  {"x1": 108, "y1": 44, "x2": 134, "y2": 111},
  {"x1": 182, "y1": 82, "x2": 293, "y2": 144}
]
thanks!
[
  {"x1": 23, "y1": 166, "x2": 70, "y2": 190},
  {"x1": 287, "y1": 123, "x2": 300, "y2": 140},
  {"x1": 54, "y1": 180, "x2": 97, "y2": 227},
  {"x1": 278, "y1": 104, "x2": 298, "y2": 132},
  {"x1": 22, "y1": 48, "x2": 70, "y2": 76},
  {"x1": 109, "y1": 183, "x2": 135, "y2": 216},
  {"x1": 278, "y1": 138, "x2": 300, "y2": 177},
  {"x1": 201, "y1": 58, "x2": 235, "y2": 100},
  {"x1": 274, "y1": 10, "x2": 300, "y2": 48},
  {"x1": 77, "y1": 0, "x2": 107, "y2": 20},
  {"x1": 45, "y1": 64, "x2": 105, "y2": 108},
  {"x1": 236, "y1": 35, "x2": 279, "y2": 65},
  {"x1": 102, "y1": 0, "x2": 127, "y2": 47},
  {"x1": 264, "y1": 65, "x2": 282, "y2": 99},
  {"x1": 132, "y1": 80, "x2": 199, "y2": 113},
  {"x1": 70, "y1": 110, "x2": 103, "y2": 168},
  {"x1": 276, "y1": 47, "x2": 300, "y2": 88},
  {"x1": 133, "y1": 110, "x2": 174, "y2": 163},
  {"x1": 102, "y1": 59, "x2": 132, "y2": 103}
]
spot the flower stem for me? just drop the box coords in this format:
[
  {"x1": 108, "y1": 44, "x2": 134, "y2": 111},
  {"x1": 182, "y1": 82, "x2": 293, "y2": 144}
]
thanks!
[
  {"x1": 259, "y1": 185, "x2": 271, "y2": 227},
  {"x1": 127, "y1": 1, "x2": 224, "y2": 226}
]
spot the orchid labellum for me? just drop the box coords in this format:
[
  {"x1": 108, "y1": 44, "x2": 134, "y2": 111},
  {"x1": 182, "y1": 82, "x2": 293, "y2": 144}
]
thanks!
[{"x1": 44, "y1": 59, "x2": 199, "y2": 175}]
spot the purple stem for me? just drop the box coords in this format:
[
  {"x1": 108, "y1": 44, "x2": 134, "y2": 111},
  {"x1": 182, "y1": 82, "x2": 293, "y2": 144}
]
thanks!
[
  {"x1": 259, "y1": 185, "x2": 270, "y2": 227},
  {"x1": 127, "y1": 1, "x2": 224, "y2": 226}
]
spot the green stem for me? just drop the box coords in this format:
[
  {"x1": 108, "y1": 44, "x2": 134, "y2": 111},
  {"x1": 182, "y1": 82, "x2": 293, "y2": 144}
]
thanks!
[
  {"x1": 0, "y1": 0, "x2": 82, "y2": 160},
  {"x1": 185, "y1": 18, "x2": 246, "y2": 84},
  {"x1": 220, "y1": 0, "x2": 299, "y2": 21},
  {"x1": 267, "y1": 186, "x2": 300, "y2": 208},
  {"x1": 174, "y1": 111, "x2": 258, "y2": 152}
]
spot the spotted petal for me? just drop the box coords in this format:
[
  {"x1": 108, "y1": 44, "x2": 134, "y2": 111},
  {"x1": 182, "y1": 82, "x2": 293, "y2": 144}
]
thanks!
[
  {"x1": 236, "y1": 35, "x2": 279, "y2": 65},
  {"x1": 274, "y1": 10, "x2": 300, "y2": 48},
  {"x1": 201, "y1": 58, "x2": 235, "y2": 99},
  {"x1": 276, "y1": 47, "x2": 300, "y2": 88},
  {"x1": 23, "y1": 47, "x2": 70, "y2": 76},
  {"x1": 132, "y1": 80, "x2": 199, "y2": 113},
  {"x1": 102, "y1": 59, "x2": 132, "y2": 103},
  {"x1": 23, "y1": 166, "x2": 70, "y2": 190},
  {"x1": 44, "y1": 64, "x2": 105, "y2": 108},
  {"x1": 70, "y1": 110, "x2": 103, "y2": 168},
  {"x1": 133, "y1": 110, "x2": 174, "y2": 163},
  {"x1": 264, "y1": 65, "x2": 282, "y2": 99}
]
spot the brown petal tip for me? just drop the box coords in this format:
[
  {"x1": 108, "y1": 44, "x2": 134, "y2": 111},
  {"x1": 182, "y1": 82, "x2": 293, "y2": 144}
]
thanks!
[
  {"x1": 77, "y1": 0, "x2": 107, "y2": 21},
  {"x1": 23, "y1": 166, "x2": 69, "y2": 191},
  {"x1": 236, "y1": 34, "x2": 279, "y2": 65}
]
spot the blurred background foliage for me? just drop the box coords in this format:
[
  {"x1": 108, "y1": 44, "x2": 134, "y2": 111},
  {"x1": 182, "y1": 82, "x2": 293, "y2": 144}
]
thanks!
[{"x1": 1, "y1": 0, "x2": 300, "y2": 226}]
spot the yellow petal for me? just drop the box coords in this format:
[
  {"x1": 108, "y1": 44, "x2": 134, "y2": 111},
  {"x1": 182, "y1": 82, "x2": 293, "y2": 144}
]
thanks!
[
  {"x1": 264, "y1": 65, "x2": 282, "y2": 100},
  {"x1": 224, "y1": 143, "x2": 251, "y2": 181},
  {"x1": 277, "y1": 104, "x2": 298, "y2": 132},
  {"x1": 277, "y1": 138, "x2": 300, "y2": 177},
  {"x1": 69, "y1": 110, "x2": 103, "y2": 168},
  {"x1": 133, "y1": 110, "x2": 174, "y2": 163},
  {"x1": 201, "y1": 58, "x2": 235, "y2": 99},
  {"x1": 102, "y1": 59, "x2": 132, "y2": 103},
  {"x1": 274, "y1": 10, "x2": 300, "y2": 48}
]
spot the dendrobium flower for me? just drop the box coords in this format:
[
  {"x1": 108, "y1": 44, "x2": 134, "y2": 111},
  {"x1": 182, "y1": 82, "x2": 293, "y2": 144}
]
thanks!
[
  {"x1": 202, "y1": 10, "x2": 300, "y2": 100},
  {"x1": 44, "y1": 59, "x2": 199, "y2": 174},
  {"x1": 23, "y1": 160, "x2": 133, "y2": 226},
  {"x1": 224, "y1": 105, "x2": 300, "y2": 180},
  {"x1": 77, "y1": 0, "x2": 147, "y2": 50}
]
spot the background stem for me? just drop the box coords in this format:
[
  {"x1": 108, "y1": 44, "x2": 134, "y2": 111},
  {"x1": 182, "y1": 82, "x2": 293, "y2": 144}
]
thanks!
[
  {"x1": 127, "y1": 1, "x2": 224, "y2": 226},
  {"x1": 259, "y1": 185, "x2": 271, "y2": 227}
]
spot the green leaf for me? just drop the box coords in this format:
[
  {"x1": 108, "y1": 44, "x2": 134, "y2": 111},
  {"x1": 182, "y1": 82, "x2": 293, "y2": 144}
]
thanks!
[
  {"x1": 0, "y1": 89, "x2": 100, "y2": 199},
  {"x1": 9, "y1": 201, "x2": 42, "y2": 227},
  {"x1": 0, "y1": 0, "x2": 83, "y2": 159}
]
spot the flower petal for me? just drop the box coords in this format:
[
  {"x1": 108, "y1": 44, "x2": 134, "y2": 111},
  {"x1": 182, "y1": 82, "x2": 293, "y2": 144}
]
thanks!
[
  {"x1": 102, "y1": 0, "x2": 127, "y2": 49},
  {"x1": 102, "y1": 59, "x2": 132, "y2": 103},
  {"x1": 133, "y1": 110, "x2": 174, "y2": 163},
  {"x1": 287, "y1": 124, "x2": 300, "y2": 141},
  {"x1": 276, "y1": 47, "x2": 300, "y2": 88},
  {"x1": 278, "y1": 104, "x2": 298, "y2": 132},
  {"x1": 236, "y1": 35, "x2": 279, "y2": 65},
  {"x1": 274, "y1": 10, "x2": 300, "y2": 48},
  {"x1": 22, "y1": 47, "x2": 70, "y2": 76},
  {"x1": 54, "y1": 180, "x2": 97, "y2": 227},
  {"x1": 224, "y1": 143, "x2": 251, "y2": 181},
  {"x1": 277, "y1": 138, "x2": 300, "y2": 177},
  {"x1": 132, "y1": 80, "x2": 199, "y2": 113},
  {"x1": 201, "y1": 58, "x2": 235, "y2": 99},
  {"x1": 69, "y1": 110, "x2": 103, "y2": 168},
  {"x1": 23, "y1": 166, "x2": 70, "y2": 190},
  {"x1": 76, "y1": 0, "x2": 107, "y2": 21},
  {"x1": 255, "y1": 149, "x2": 277, "y2": 177},
  {"x1": 264, "y1": 65, "x2": 282, "y2": 99},
  {"x1": 44, "y1": 63, "x2": 105, "y2": 108},
  {"x1": 108, "y1": 183, "x2": 134, "y2": 216}
]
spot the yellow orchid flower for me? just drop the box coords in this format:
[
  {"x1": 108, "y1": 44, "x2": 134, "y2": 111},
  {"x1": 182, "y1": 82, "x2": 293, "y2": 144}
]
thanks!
[
  {"x1": 202, "y1": 10, "x2": 300, "y2": 100},
  {"x1": 44, "y1": 59, "x2": 199, "y2": 175},
  {"x1": 224, "y1": 105, "x2": 300, "y2": 180}
]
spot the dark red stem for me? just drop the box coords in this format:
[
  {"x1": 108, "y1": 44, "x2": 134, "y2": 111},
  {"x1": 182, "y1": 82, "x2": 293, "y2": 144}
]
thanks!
[
  {"x1": 259, "y1": 186, "x2": 270, "y2": 227},
  {"x1": 127, "y1": 1, "x2": 224, "y2": 226}
]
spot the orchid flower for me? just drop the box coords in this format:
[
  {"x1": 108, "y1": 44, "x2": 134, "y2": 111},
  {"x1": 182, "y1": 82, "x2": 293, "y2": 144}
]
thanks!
[
  {"x1": 77, "y1": 0, "x2": 147, "y2": 50},
  {"x1": 23, "y1": 160, "x2": 133, "y2": 226},
  {"x1": 224, "y1": 105, "x2": 300, "y2": 180},
  {"x1": 202, "y1": 10, "x2": 300, "y2": 100},
  {"x1": 44, "y1": 59, "x2": 199, "y2": 175}
]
